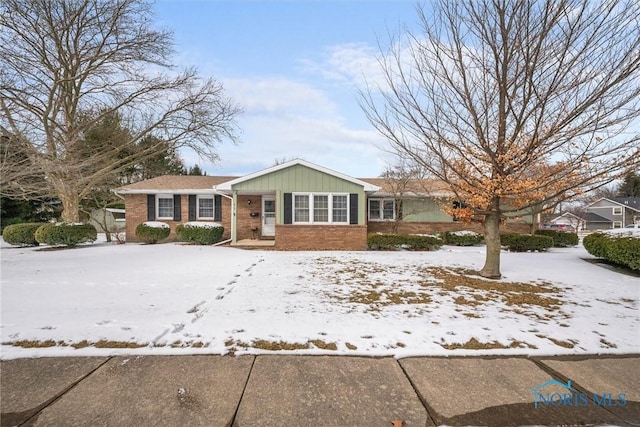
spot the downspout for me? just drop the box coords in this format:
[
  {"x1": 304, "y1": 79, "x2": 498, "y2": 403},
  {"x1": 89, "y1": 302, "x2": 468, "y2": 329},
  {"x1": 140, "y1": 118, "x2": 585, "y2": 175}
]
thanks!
[{"x1": 213, "y1": 191, "x2": 234, "y2": 246}]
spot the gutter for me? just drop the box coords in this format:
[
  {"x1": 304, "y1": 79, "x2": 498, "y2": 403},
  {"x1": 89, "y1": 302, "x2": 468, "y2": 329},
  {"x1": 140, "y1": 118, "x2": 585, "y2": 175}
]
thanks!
[{"x1": 215, "y1": 191, "x2": 234, "y2": 246}]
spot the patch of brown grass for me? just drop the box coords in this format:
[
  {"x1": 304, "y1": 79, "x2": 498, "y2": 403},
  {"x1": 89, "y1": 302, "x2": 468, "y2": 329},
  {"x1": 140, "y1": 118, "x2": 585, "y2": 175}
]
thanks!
[
  {"x1": 310, "y1": 339, "x2": 338, "y2": 351},
  {"x1": 440, "y1": 337, "x2": 537, "y2": 350},
  {"x1": 251, "y1": 340, "x2": 311, "y2": 351},
  {"x1": 547, "y1": 338, "x2": 575, "y2": 348},
  {"x1": 345, "y1": 342, "x2": 358, "y2": 350}
]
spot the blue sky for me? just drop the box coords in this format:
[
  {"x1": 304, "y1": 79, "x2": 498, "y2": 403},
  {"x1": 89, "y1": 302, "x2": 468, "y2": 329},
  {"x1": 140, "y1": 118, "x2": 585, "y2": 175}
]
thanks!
[{"x1": 153, "y1": 0, "x2": 422, "y2": 177}]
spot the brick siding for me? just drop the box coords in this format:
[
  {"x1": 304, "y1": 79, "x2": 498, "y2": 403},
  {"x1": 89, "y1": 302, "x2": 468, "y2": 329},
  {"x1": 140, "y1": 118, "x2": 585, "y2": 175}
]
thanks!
[
  {"x1": 124, "y1": 194, "x2": 231, "y2": 243},
  {"x1": 236, "y1": 195, "x2": 265, "y2": 240},
  {"x1": 275, "y1": 224, "x2": 368, "y2": 250}
]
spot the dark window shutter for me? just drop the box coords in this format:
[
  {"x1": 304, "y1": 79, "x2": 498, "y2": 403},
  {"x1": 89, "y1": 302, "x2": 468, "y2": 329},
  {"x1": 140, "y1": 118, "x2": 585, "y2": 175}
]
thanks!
[
  {"x1": 147, "y1": 195, "x2": 156, "y2": 221},
  {"x1": 173, "y1": 195, "x2": 181, "y2": 221},
  {"x1": 188, "y1": 195, "x2": 197, "y2": 221},
  {"x1": 284, "y1": 193, "x2": 292, "y2": 224},
  {"x1": 349, "y1": 194, "x2": 358, "y2": 224},
  {"x1": 214, "y1": 195, "x2": 222, "y2": 221}
]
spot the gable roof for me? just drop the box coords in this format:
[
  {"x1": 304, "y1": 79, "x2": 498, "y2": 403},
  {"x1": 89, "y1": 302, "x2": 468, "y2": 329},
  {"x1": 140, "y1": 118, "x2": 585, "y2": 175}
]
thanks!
[
  {"x1": 587, "y1": 197, "x2": 640, "y2": 212},
  {"x1": 611, "y1": 197, "x2": 640, "y2": 211},
  {"x1": 552, "y1": 212, "x2": 584, "y2": 221},
  {"x1": 360, "y1": 177, "x2": 453, "y2": 197},
  {"x1": 215, "y1": 159, "x2": 380, "y2": 192},
  {"x1": 115, "y1": 175, "x2": 237, "y2": 195},
  {"x1": 584, "y1": 212, "x2": 611, "y2": 223}
]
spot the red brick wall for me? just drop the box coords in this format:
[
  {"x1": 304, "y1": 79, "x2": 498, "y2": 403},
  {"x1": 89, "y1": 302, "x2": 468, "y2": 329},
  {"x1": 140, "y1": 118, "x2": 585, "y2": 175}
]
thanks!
[
  {"x1": 124, "y1": 194, "x2": 231, "y2": 243},
  {"x1": 366, "y1": 221, "x2": 532, "y2": 235},
  {"x1": 275, "y1": 224, "x2": 368, "y2": 250},
  {"x1": 236, "y1": 195, "x2": 264, "y2": 240}
]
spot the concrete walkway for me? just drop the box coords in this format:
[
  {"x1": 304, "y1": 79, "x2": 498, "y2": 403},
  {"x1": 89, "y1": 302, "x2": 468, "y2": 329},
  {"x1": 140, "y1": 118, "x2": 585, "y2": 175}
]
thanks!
[{"x1": 1, "y1": 354, "x2": 638, "y2": 426}]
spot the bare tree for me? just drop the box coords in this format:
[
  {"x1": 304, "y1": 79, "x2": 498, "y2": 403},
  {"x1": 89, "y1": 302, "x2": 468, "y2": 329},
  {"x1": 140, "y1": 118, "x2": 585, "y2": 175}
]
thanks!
[
  {"x1": 380, "y1": 159, "x2": 425, "y2": 233},
  {"x1": 0, "y1": 0, "x2": 241, "y2": 222},
  {"x1": 361, "y1": 0, "x2": 640, "y2": 278}
]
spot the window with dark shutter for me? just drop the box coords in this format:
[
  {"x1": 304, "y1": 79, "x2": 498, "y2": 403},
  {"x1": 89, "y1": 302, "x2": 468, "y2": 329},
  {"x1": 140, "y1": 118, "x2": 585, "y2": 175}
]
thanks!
[
  {"x1": 284, "y1": 193, "x2": 292, "y2": 224},
  {"x1": 349, "y1": 194, "x2": 358, "y2": 224},
  {"x1": 214, "y1": 195, "x2": 222, "y2": 221},
  {"x1": 188, "y1": 195, "x2": 196, "y2": 221},
  {"x1": 173, "y1": 195, "x2": 181, "y2": 221},
  {"x1": 147, "y1": 195, "x2": 156, "y2": 221}
]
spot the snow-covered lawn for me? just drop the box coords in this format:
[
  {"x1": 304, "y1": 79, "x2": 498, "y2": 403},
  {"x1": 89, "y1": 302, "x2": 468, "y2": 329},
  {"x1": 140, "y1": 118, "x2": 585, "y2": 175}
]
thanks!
[{"x1": 1, "y1": 238, "x2": 638, "y2": 359}]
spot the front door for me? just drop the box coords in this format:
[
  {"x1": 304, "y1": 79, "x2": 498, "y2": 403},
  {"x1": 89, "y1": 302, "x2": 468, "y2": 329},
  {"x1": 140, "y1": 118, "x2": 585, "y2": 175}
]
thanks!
[{"x1": 262, "y1": 196, "x2": 275, "y2": 237}]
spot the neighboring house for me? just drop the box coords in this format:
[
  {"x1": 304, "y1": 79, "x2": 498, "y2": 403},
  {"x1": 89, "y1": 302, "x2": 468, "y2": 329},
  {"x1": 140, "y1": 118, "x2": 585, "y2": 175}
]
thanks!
[
  {"x1": 584, "y1": 197, "x2": 640, "y2": 230},
  {"x1": 548, "y1": 212, "x2": 585, "y2": 231},
  {"x1": 115, "y1": 159, "x2": 531, "y2": 250},
  {"x1": 89, "y1": 207, "x2": 126, "y2": 234}
]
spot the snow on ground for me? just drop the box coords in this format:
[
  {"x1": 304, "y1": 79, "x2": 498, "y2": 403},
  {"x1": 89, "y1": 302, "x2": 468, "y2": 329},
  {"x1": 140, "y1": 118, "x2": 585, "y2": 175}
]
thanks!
[{"x1": 1, "y1": 237, "x2": 638, "y2": 359}]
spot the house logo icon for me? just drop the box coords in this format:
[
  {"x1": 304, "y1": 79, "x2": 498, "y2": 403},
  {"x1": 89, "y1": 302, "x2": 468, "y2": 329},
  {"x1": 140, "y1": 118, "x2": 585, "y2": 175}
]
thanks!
[{"x1": 531, "y1": 379, "x2": 575, "y2": 409}]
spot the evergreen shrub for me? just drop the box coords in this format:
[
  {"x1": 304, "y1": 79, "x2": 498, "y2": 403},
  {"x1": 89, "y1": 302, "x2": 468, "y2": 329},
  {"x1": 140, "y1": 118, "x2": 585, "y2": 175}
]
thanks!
[
  {"x1": 367, "y1": 233, "x2": 442, "y2": 251},
  {"x1": 500, "y1": 233, "x2": 553, "y2": 252},
  {"x1": 534, "y1": 229, "x2": 579, "y2": 247},
  {"x1": 35, "y1": 223, "x2": 97, "y2": 247},
  {"x1": 2, "y1": 222, "x2": 43, "y2": 246},
  {"x1": 135, "y1": 222, "x2": 170, "y2": 244},
  {"x1": 176, "y1": 222, "x2": 224, "y2": 244},
  {"x1": 443, "y1": 230, "x2": 484, "y2": 246}
]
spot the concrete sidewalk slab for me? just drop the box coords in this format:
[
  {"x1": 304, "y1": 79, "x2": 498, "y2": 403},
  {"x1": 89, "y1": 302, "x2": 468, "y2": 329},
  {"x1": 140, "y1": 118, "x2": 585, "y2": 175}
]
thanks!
[
  {"x1": 540, "y1": 357, "x2": 640, "y2": 424},
  {"x1": 234, "y1": 355, "x2": 430, "y2": 426},
  {"x1": 0, "y1": 357, "x2": 109, "y2": 427},
  {"x1": 29, "y1": 355, "x2": 254, "y2": 426},
  {"x1": 400, "y1": 357, "x2": 622, "y2": 426}
]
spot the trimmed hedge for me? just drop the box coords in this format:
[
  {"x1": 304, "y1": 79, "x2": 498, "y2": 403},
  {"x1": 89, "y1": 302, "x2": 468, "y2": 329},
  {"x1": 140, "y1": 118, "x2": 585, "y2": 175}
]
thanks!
[
  {"x1": 367, "y1": 233, "x2": 442, "y2": 251},
  {"x1": 135, "y1": 222, "x2": 170, "y2": 244},
  {"x1": 583, "y1": 232, "x2": 640, "y2": 270},
  {"x1": 176, "y1": 223, "x2": 224, "y2": 245},
  {"x1": 2, "y1": 222, "x2": 43, "y2": 246},
  {"x1": 582, "y1": 233, "x2": 608, "y2": 258},
  {"x1": 500, "y1": 233, "x2": 553, "y2": 252},
  {"x1": 443, "y1": 231, "x2": 484, "y2": 246},
  {"x1": 534, "y1": 229, "x2": 579, "y2": 247},
  {"x1": 35, "y1": 223, "x2": 97, "y2": 247}
]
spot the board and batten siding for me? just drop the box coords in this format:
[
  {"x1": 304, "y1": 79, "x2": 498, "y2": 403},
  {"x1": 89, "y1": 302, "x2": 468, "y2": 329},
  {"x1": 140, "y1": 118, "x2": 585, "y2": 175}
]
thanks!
[{"x1": 230, "y1": 164, "x2": 367, "y2": 224}]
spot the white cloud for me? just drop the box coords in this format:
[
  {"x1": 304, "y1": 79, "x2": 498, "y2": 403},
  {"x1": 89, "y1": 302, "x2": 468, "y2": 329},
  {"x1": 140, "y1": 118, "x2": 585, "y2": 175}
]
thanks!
[
  {"x1": 224, "y1": 77, "x2": 337, "y2": 118},
  {"x1": 299, "y1": 42, "x2": 387, "y2": 88}
]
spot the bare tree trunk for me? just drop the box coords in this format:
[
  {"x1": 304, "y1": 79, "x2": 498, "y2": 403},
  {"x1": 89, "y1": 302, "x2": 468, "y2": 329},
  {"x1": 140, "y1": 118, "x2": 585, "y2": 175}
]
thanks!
[
  {"x1": 60, "y1": 192, "x2": 80, "y2": 223},
  {"x1": 480, "y1": 197, "x2": 501, "y2": 279}
]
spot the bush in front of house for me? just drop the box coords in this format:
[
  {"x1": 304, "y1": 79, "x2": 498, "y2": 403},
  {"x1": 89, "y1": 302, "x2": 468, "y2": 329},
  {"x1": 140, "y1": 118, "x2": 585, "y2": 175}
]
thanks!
[
  {"x1": 534, "y1": 229, "x2": 579, "y2": 247},
  {"x1": 176, "y1": 222, "x2": 224, "y2": 245},
  {"x1": 583, "y1": 232, "x2": 640, "y2": 270},
  {"x1": 443, "y1": 230, "x2": 484, "y2": 246},
  {"x1": 500, "y1": 233, "x2": 553, "y2": 252},
  {"x1": 2, "y1": 222, "x2": 43, "y2": 246},
  {"x1": 135, "y1": 222, "x2": 170, "y2": 244},
  {"x1": 35, "y1": 223, "x2": 97, "y2": 247},
  {"x1": 367, "y1": 233, "x2": 442, "y2": 251},
  {"x1": 582, "y1": 233, "x2": 609, "y2": 258}
]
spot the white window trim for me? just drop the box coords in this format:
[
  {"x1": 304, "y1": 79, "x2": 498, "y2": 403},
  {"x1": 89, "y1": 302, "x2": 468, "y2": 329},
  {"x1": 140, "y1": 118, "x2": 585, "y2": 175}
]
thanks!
[
  {"x1": 196, "y1": 195, "x2": 215, "y2": 220},
  {"x1": 157, "y1": 194, "x2": 174, "y2": 220},
  {"x1": 292, "y1": 192, "x2": 349, "y2": 225},
  {"x1": 368, "y1": 198, "x2": 395, "y2": 221},
  {"x1": 612, "y1": 206, "x2": 623, "y2": 215},
  {"x1": 612, "y1": 221, "x2": 623, "y2": 228}
]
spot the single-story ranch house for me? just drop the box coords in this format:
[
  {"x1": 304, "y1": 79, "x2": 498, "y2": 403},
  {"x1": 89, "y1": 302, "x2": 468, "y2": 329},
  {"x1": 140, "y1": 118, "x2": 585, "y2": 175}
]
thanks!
[{"x1": 115, "y1": 159, "x2": 531, "y2": 250}]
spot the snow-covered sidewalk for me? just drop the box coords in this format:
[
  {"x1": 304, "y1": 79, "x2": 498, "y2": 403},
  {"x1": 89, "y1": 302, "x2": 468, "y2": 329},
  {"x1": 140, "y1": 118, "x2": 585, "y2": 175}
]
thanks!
[{"x1": 1, "y1": 240, "x2": 638, "y2": 359}]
